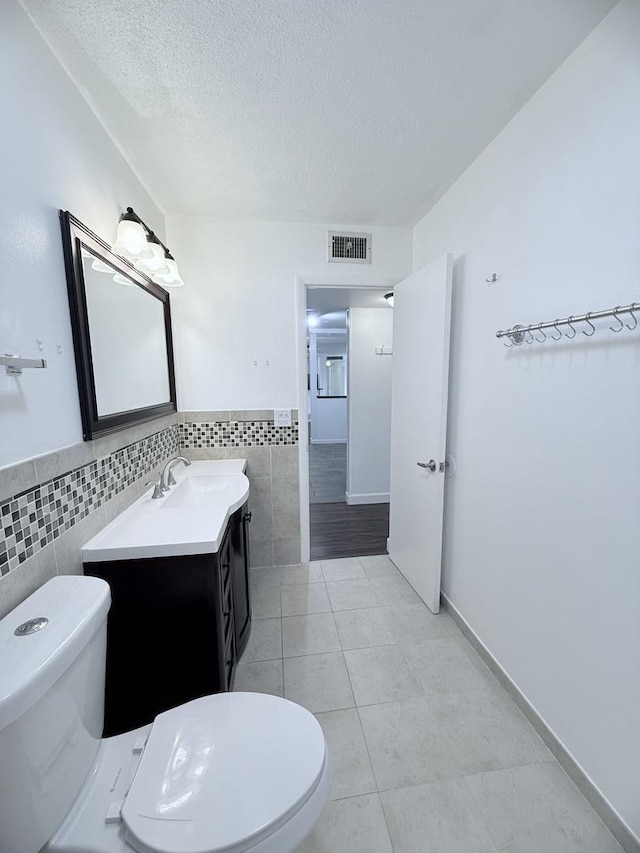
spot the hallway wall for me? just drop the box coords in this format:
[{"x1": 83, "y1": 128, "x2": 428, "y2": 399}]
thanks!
[
  {"x1": 412, "y1": 0, "x2": 640, "y2": 841},
  {"x1": 347, "y1": 307, "x2": 394, "y2": 504}
]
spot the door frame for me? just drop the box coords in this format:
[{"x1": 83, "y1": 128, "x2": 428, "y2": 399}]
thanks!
[{"x1": 294, "y1": 273, "x2": 402, "y2": 562}]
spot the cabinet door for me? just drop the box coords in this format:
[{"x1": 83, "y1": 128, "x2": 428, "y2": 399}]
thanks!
[
  {"x1": 218, "y1": 527, "x2": 237, "y2": 690},
  {"x1": 231, "y1": 504, "x2": 251, "y2": 657}
]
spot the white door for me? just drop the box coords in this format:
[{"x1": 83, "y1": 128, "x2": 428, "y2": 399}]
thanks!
[{"x1": 388, "y1": 254, "x2": 453, "y2": 614}]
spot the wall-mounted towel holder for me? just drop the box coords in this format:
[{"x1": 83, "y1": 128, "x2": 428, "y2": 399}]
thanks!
[{"x1": 1, "y1": 353, "x2": 48, "y2": 375}]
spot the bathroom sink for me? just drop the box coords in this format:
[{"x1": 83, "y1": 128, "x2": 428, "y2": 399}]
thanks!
[
  {"x1": 82, "y1": 460, "x2": 250, "y2": 562},
  {"x1": 162, "y1": 475, "x2": 233, "y2": 508}
]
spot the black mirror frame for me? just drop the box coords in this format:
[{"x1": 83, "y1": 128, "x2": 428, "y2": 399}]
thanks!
[{"x1": 60, "y1": 210, "x2": 177, "y2": 441}]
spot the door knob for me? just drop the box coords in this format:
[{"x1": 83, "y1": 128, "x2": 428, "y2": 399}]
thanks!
[{"x1": 417, "y1": 459, "x2": 437, "y2": 472}]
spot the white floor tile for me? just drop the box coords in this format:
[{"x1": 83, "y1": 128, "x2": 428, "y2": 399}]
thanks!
[
  {"x1": 344, "y1": 645, "x2": 424, "y2": 706},
  {"x1": 243, "y1": 618, "x2": 282, "y2": 662},
  {"x1": 385, "y1": 603, "x2": 460, "y2": 643},
  {"x1": 326, "y1": 578, "x2": 381, "y2": 611},
  {"x1": 369, "y1": 575, "x2": 424, "y2": 605},
  {"x1": 279, "y1": 563, "x2": 324, "y2": 585},
  {"x1": 282, "y1": 582, "x2": 331, "y2": 616},
  {"x1": 359, "y1": 554, "x2": 401, "y2": 579},
  {"x1": 284, "y1": 652, "x2": 355, "y2": 713},
  {"x1": 381, "y1": 778, "x2": 498, "y2": 853},
  {"x1": 334, "y1": 607, "x2": 398, "y2": 650},
  {"x1": 464, "y1": 763, "x2": 623, "y2": 853},
  {"x1": 402, "y1": 636, "x2": 491, "y2": 694},
  {"x1": 233, "y1": 658, "x2": 284, "y2": 697},
  {"x1": 250, "y1": 583, "x2": 282, "y2": 619},
  {"x1": 296, "y1": 794, "x2": 393, "y2": 852},
  {"x1": 282, "y1": 612, "x2": 341, "y2": 657},
  {"x1": 315, "y1": 708, "x2": 377, "y2": 800},
  {"x1": 320, "y1": 557, "x2": 366, "y2": 582}
]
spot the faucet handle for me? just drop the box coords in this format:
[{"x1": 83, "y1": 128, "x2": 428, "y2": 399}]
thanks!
[{"x1": 145, "y1": 480, "x2": 165, "y2": 500}]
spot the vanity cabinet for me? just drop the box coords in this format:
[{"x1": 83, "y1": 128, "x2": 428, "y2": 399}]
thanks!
[{"x1": 85, "y1": 503, "x2": 251, "y2": 737}]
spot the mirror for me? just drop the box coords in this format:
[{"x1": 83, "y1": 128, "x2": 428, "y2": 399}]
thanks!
[
  {"x1": 60, "y1": 211, "x2": 176, "y2": 440},
  {"x1": 317, "y1": 355, "x2": 347, "y2": 397}
]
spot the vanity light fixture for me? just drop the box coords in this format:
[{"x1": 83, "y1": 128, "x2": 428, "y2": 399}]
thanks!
[
  {"x1": 111, "y1": 207, "x2": 184, "y2": 287},
  {"x1": 384, "y1": 291, "x2": 394, "y2": 307},
  {"x1": 135, "y1": 232, "x2": 169, "y2": 277},
  {"x1": 111, "y1": 210, "x2": 152, "y2": 260}
]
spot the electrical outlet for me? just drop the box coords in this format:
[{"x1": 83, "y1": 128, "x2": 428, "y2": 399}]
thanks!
[{"x1": 274, "y1": 409, "x2": 291, "y2": 427}]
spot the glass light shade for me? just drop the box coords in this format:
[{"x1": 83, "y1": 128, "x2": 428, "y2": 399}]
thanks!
[
  {"x1": 111, "y1": 219, "x2": 152, "y2": 260},
  {"x1": 91, "y1": 258, "x2": 114, "y2": 274},
  {"x1": 152, "y1": 258, "x2": 184, "y2": 287},
  {"x1": 113, "y1": 272, "x2": 135, "y2": 286},
  {"x1": 135, "y1": 241, "x2": 169, "y2": 276},
  {"x1": 384, "y1": 291, "x2": 394, "y2": 307}
]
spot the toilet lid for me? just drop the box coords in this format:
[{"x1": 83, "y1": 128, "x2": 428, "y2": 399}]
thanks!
[{"x1": 121, "y1": 692, "x2": 327, "y2": 853}]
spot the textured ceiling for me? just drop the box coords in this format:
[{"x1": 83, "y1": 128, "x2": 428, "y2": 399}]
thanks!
[{"x1": 20, "y1": 0, "x2": 615, "y2": 225}]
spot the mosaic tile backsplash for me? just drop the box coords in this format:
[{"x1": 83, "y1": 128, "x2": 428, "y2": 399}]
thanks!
[
  {"x1": 0, "y1": 425, "x2": 179, "y2": 577},
  {"x1": 1, "y1": 415, "x2": 300, "y2": 578},
  {"x1": 180, "y1": 419, "x2": 299, "y2": 448}
]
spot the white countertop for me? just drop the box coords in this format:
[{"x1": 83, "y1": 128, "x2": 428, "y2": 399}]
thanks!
[{"x1": 82, "y1": 459, "x2": 249, "y2": 563}]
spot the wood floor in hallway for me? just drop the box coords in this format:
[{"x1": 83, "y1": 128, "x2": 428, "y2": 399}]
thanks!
[{"x1": 310, "y1": 502, "x2": 390, "y2": 561}]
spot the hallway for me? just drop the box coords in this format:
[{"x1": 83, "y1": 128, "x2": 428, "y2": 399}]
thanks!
[
  {"x1": 237, "y1": 557, "x2": 622, "y2": 852},
  {"x1": 309, "y1": 443, "x2": 347, "y2": 504},
  {"x1": 309, "y1": 443, "x2": 389, "y2": 560}
]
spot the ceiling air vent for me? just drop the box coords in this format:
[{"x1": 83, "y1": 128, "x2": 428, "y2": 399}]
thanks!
[{"x1": 328, "y1": 231, "x2": 372, "y2": 264}]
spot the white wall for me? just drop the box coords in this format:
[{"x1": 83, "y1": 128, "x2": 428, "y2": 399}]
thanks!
[
  {"x1": 313, "y1": 398, "x2": 348, "y2": 444},
  {"x1": 413, "y1": 0, "x2": 640, "y2": 839},
  {"x1": 347, "y1": 308, "x2": 394, "y2": 503},
  {"x1": 166, "y1": 217, "x2": 411, "y2": 410},
  {"x1": 0, "y1": 0, "x2": 165, "y2": 468}
]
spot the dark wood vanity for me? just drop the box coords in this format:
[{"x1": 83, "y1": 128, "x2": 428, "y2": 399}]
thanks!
[{"x1": 85, "y1": 504, "x2": 251, "y2": 737}]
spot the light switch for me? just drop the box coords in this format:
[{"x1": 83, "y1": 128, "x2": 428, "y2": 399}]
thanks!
[{"x1": 274, "y1": 409, "x2": 291, "y2": 427}]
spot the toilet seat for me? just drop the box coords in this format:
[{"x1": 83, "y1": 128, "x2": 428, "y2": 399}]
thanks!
[{"x1": 121, "y1": 692, "x2": 328, "y2": 853}]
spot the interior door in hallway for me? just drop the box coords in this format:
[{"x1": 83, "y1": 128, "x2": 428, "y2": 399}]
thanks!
[{"x1": 388, "y1": 254, "x2": 453, "y2": 614}]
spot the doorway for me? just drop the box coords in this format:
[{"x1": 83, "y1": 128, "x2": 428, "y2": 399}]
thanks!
[{"x1": 306, "y1": 286, "x2": 393, "y2": 561}]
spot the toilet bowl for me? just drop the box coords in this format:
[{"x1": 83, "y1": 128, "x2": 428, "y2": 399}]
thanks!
[{"x1": 0, "y1": 577, "x2": 331, "y2": 853}]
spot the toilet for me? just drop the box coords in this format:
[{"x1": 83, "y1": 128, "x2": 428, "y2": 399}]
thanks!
[{"x1": 0, "y1": 576, "x2": 331, "y2": 853}]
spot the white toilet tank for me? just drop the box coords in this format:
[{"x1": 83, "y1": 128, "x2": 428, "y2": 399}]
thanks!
[{"x1": 0, "y1": 576, "x2": 111, "y2": 853}]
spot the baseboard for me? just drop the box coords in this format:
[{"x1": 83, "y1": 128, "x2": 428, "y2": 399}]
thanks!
[
  {"x1": 309, "y1": 438, "x2": 348, "y2": 444},
  {"x1": 441, "y1": 593, "x2": 640, "y2": 853},
  {"x1": 345, "y1": 491, "x2": 390, "y2": 505}
]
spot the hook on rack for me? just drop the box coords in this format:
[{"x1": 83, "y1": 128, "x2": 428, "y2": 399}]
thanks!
[
  {"x1": 609, "y1": 306, "x2": 624, "y2": 332},
  {"x1": 627, "y1": 306, "x2": 638, "y2": 331},
  {"x1": 565, "y1": 317, "x2": 577, "y2": 339},
  {"x1": 550, "y1": 320, "x2": 562, "y2": 341},
  {"x1": 534, "y1": 326, "x2": 546, "y2": 343},
  {"x1": 582, "y1": 313, "x2": 596, "y2": 336}
]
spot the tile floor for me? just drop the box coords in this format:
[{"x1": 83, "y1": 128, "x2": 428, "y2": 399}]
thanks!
[{"x1": 234, "y1": 556, "x2": 623, "y2": 853}]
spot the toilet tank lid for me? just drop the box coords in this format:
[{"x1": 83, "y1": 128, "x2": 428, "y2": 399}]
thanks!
[{"x1": 0, "y1": 576, "x2": 110, "y2": 730}]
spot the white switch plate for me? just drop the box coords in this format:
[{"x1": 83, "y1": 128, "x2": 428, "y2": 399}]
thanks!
[{"x1": 274, "y1": 409, "x2": 291, "y2": 427}]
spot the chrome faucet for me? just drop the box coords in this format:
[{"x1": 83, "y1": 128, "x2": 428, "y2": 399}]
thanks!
[{"x1": 161, "y1": 455, "x2": 191, "y2": 490}]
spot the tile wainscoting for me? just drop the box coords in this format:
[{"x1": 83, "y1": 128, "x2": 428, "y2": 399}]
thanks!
[
  {"x1": 179, "y1": 410, "x2": 300, "y2": 568},
  {"x1": 0, "y1": 408, "x2": 301, "y2": 618},
  {"x1": 0, "y1": 414, "x2": 179, "y2": 618}
]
